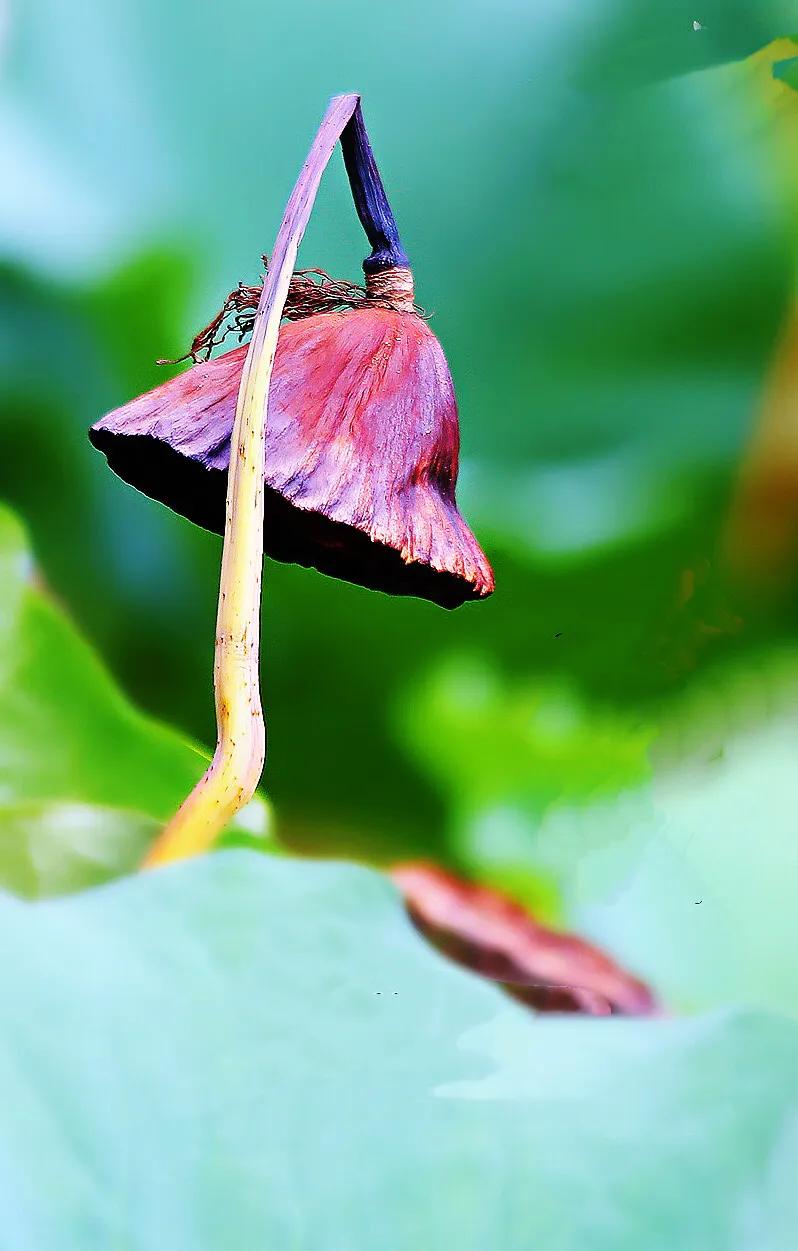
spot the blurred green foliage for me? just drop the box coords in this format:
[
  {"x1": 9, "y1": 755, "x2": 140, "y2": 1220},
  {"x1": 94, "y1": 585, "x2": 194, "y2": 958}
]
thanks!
[
  {"x1": 398, "y1": 649, "x2": 798, "y2": 1013},
  {"x1": 0, "y1": 505, "x2": 272, "y2": 897}
]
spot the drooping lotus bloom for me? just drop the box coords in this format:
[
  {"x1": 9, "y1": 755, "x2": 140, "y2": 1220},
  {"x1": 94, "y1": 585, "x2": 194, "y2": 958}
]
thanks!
[
  {"x1": 90, "y1": 269, "x2": 493, "y2": 608},
  {"x1": 89, "y1": 105, "x2": 494, "y2": 608}
]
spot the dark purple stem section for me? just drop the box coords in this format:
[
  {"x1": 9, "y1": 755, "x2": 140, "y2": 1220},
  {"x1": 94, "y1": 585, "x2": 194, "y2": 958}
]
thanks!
[{"x1": 341, "y1": 102, "x2": 409, "y2": 274}]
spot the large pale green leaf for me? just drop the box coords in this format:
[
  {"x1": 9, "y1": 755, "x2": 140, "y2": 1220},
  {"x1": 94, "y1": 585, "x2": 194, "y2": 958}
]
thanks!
[
  {"x1": 0, "y1": 852, "x2": 795, "y2": 1250},
  {"x1": 0, "y1": 505, "x2": 273, "y2": 896}
]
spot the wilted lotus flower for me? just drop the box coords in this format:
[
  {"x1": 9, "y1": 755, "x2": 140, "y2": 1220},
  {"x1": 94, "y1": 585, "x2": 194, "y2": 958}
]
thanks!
[{"x1": 90, "y1": 108, "x2": 493, "y2": 609}]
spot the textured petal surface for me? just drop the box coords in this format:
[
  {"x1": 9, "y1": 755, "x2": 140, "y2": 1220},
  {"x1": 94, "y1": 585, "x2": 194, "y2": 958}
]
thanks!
[{"x1": 90, "y1": 309, "x2": 494, "y2": 607}]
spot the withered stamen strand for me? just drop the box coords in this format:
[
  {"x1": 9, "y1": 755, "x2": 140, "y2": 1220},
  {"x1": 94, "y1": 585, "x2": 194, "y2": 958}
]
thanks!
[{"x1": 164, "y1": 263, "x2": 428, "y2": 365}]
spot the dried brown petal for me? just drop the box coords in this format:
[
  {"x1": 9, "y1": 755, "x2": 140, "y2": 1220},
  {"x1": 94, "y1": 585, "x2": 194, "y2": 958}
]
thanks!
[{"x1": 391, "y1": 863, "x2": 659, "y2": 1016}]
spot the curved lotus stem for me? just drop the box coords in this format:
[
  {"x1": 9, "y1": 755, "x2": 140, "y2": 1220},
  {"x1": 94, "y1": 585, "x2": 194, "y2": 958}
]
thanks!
[{"x1": 144, "y1": 93, "x2": 360, "y2": 867}]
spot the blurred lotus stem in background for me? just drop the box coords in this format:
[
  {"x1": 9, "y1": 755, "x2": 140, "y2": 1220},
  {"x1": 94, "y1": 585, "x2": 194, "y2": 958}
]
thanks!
[
  {"x1": 144, "y1": 93, "x2": 361, "y2": 868},
  {"x1": 723, "y1": 296, "x2": 798, "y2": 587},
  {"x1": 722, "y1": 44, "x2": 798, "y2": 589}
]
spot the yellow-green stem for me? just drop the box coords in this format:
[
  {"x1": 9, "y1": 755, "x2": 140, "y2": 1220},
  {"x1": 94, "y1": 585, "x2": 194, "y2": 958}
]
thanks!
[{"x1": 144, "y1": 93, "x2": 360, "y2": 868}]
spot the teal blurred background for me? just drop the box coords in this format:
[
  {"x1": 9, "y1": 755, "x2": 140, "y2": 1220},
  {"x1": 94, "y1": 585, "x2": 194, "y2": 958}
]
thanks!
[{"x1": 3, "y1": 0, "x2": 798, "y2": 1016}]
